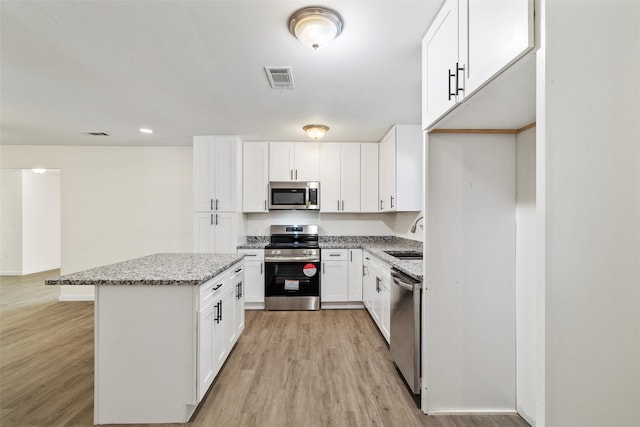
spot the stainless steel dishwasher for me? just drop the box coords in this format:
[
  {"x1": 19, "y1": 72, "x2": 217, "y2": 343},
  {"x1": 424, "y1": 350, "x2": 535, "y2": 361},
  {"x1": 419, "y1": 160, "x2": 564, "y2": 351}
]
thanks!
[{"x1": 390, "y1": 268, "x2": 421, "y2": 394}]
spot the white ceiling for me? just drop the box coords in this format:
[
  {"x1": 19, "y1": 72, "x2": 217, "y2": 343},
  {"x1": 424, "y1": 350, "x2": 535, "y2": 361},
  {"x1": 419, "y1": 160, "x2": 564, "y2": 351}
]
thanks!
[{"x1": 0, "y1": 0, "x2": 444, "y2": 146}]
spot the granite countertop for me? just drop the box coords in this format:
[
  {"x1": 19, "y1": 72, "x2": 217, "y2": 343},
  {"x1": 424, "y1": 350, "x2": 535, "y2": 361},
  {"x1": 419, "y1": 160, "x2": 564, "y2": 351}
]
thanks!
[
  {"x1": 45, "y1": 253, "x2": 245, "y2": 286},
  {"x1": 238, "y1": 236, "x2": 424, "y2": 281}
]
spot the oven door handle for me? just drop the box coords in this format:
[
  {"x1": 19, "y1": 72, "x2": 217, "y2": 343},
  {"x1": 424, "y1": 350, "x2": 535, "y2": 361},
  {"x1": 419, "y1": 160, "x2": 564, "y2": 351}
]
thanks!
[{"x1": 265, "y1": 256, "x2": 320, "y2": 262}]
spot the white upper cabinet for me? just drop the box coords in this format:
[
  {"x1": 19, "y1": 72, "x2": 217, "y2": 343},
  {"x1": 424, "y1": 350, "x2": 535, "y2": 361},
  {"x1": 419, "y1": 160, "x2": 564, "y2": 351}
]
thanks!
[
  {"x1": 422, "y1": 0, "x2": 460, "y2": 128},
  {"x1": 379, "y1": 125, "x2": 423, "y2": 212},
  {"x1": 360, "y1": 143, "x2": 380, "y2": 213},
  {"x1": 242, "y1": 142, "x2": 269, "y2": 212},
  {"x1": 269, "y1": 142, "x2": 320, "y2": 182},
  {"x1": 193, "y1": 135, "x2": 240, "y2": 212},
  {"x1": 320, "y1": 143, "x2": 361, "y2": 213},
  {"x1": 422, "y1": 0, "x2": 534, "y2": 129},
  {"x1": 461, "y1": 0, "x2": 534, "y2": 96}
]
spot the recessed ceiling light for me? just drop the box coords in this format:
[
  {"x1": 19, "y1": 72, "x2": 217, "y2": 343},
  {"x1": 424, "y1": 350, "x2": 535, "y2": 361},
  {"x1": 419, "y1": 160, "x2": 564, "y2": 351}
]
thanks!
[{"x1": 139, "y1": 128, "x2": 153, "y2": 134}]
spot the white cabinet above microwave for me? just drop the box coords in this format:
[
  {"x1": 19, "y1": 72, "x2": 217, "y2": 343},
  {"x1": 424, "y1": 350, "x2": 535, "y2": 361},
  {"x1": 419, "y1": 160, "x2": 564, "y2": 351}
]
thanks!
[{"x1": 269, "y1": 142, "x2": 320, "y2": 182}]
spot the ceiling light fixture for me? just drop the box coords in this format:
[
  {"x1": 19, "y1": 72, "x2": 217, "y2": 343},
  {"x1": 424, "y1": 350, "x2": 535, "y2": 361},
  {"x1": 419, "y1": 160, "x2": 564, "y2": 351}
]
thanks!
[
  {"x1": 32, "y1": 168, "x2": 46, "y2": 174},
  {"x1": 288, "y1": 6, "x2": 344, "y2": 50},
  {"x1": 139, "y1": 128, "x2": 153, "y2": 134},
  {"x1": 303, "y1": 124, "x2": 329, "y2": 139}
]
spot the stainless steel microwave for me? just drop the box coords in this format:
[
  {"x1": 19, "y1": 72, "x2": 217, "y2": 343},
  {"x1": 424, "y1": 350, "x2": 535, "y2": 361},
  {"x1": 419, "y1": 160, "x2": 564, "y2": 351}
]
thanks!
[{"x1": 269, "y1": 181, "x2": 320, "y2": 210}]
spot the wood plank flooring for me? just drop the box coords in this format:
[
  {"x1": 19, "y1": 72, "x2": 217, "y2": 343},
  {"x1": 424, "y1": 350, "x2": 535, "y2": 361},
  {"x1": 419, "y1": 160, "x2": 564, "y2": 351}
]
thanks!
[{"x1": 1, "y1": 271, "x2": 530, "y2": 427}]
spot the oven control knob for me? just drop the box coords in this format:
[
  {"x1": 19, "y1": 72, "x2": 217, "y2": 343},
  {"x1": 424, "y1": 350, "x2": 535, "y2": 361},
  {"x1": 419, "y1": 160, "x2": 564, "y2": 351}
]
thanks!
[{"x1": 276, "y1": 250, "x2": 281, "y2": 255}]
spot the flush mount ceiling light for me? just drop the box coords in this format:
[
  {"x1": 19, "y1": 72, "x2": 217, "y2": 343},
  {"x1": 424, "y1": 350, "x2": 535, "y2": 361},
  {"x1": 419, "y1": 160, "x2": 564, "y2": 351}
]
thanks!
[
  {"x1": 303, "y1": 124, "x2": 329, "y2": 139},
  {"x1": 139, "y1": 128, "x2": 153, "y2": 134},
  {"x1": 31, "y1": 168, "x2": 46, "y2": 174},
  {"x1": 288, "y1": 6, "x2": 344, "y2": 49}
]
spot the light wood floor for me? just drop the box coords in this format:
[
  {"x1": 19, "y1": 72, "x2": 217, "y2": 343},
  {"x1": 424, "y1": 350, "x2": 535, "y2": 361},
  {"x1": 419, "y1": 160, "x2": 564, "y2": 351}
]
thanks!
[{"x1": 1, "y1": 271, "x2": 530, "y2": 427}]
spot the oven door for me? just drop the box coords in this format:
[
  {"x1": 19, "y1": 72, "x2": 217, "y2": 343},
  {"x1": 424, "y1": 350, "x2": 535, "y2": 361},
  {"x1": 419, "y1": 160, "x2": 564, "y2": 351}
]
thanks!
[{"x1": 264, "y1": 261, "x2": 320, "y2": 310}]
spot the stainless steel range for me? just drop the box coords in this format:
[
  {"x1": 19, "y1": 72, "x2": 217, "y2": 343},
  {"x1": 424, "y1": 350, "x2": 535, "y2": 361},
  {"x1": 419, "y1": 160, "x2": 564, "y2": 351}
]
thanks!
[{"x1": 264, "y1": 225, "x2": 320, "y2": 311}]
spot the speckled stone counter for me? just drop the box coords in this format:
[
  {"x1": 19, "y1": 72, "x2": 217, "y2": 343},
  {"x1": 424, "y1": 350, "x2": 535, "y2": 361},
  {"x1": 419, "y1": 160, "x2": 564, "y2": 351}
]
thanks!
[
  {"x1": 45, "y1": 253, "x2": 245, "y2": 286},
  {"x1": 237, "y1": 235, "x2": 423, "y2": 281}
]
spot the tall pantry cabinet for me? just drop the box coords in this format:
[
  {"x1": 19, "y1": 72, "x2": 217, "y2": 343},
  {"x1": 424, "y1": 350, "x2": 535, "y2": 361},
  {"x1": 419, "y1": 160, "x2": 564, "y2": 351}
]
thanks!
[{"x1": 193, "y1": 135, "x2": 242, "y2": 253}]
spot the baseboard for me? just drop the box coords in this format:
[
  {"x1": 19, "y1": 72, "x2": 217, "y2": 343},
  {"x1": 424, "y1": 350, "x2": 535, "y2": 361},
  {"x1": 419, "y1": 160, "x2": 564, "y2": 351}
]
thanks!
[
  {"x1": 245, "y1": 302, "x2": 265, "y2": 310},
  {"x1": 425, "y1": 410, "x2": 519, "y2": 416},
  {"x1": 58, "y1": 295, "x2": 95, "y2": 302},
  {"x1": 321, "y1": 302, "x2": 365, "y2": 310},
  {"x1": 0, "y1": 271, "x2": 23, "y2": 276}
]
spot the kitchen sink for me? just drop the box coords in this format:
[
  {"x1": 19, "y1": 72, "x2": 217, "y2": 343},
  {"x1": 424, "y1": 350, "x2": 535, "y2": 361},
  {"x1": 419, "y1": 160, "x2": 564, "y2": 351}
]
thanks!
[{"x1": 383, "y1": 250, "x2": 423, "y2": 260}]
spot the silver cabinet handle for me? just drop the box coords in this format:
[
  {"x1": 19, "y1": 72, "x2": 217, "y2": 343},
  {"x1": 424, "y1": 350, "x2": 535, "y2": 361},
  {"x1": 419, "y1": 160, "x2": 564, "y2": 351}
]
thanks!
[
  {"x1": 210, "y1": 214, "x2": 213, "y2": 225},
  {"x1": 215, "y1": 199, "x2": 219, "y2": 210},
  {"x1": 390, "y1": 196, "x2": 394, "y2": 209},
  {"x1": 350, "y1": 251, "x2": 353, "y2": 262},
  {"x1": 245, "y1": 254, "x2": 257, "y2": 257},
  {"x1": 329, "y1": 253, "x2": 340, "y2": 257},
  {"x1": 342, "y1": 200, "x2": 344, "y2": 211},
  {"x1": 295, "y1": 169, "x2": 298, "y2": 180},
  {"x1": 290, "y1": 169, "x2": 293, "y2": 180},
  {"x1": 264, "y1": 200, "x2": 267, "y2": 211},
  {"x1": 375, "y1": 277, "x2": 381, "y2": 292},
  {"x1": 210, "y1": 199, "x2": 214, "y2": 211},
  {"x1": 215, "y1": 213, "x2": 219, "y2": 225},
  {"x1": 260, "y1": 263, "x2": 263, "y2": 274},
  {"x1": 338, "y1": 200, "x2": 340, "y2": 210},
  {"x1": 380, "y1": 200, "x2": 383, "y2": 210},
  {"x1": 322, "y1": 262, "x2": 325, "y2": 274}
]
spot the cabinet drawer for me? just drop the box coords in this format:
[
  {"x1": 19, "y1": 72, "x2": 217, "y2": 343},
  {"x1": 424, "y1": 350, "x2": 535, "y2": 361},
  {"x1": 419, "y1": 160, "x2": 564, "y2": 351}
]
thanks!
[
  {"x1": 199, "y1": 275, "x2": 225, "y2": 310},
  {"x1": 322, "y1": 249, "x2": 348, "y2": 261},
  {"x1": 238, "y1": 249, "x2": 264, "y2": 261}
]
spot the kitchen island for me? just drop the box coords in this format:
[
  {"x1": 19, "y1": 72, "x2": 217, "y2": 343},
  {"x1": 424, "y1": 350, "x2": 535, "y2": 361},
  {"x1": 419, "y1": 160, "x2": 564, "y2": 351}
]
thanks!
[{"x1": 46, "y1": 253, "x2": 246, "y2": 425}]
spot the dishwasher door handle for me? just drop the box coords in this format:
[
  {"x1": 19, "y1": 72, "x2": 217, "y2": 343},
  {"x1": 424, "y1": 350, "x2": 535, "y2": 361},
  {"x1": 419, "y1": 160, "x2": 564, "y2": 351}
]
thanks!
[{"x1": 392, "y1": 277, "x2": 416, "y2": 292}]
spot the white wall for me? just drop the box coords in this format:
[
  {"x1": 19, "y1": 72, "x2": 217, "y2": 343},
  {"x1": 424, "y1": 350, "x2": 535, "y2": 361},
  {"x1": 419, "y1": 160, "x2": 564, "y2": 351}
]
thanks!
[
  {"x1": 542, "y1": 1, "x2": 640, "y2": 426},
  {"x1": 21, "y1": 169, "x2": 61, "y2": 274},
  {"x1": 424, "y1": 132, "x2": 516, "y2": 413},
  {"x1": 0, "y1": 169, "x2": 23, "y2": 274},
  {"x1": 515, "y1": 127, "x2": 536, "y2": 424},
  {"x1": 0, "y1": 145, "x2": 193, "y2": 300},
  {"x1": 244, "y1": 211, "x2": 421, "y2": 238}
]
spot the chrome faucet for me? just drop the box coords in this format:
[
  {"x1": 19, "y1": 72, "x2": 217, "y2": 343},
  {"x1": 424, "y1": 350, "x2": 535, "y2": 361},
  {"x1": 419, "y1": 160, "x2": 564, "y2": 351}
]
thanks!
[{"x1": 410, "y1": 216, "x2": 424, "y2": 233}]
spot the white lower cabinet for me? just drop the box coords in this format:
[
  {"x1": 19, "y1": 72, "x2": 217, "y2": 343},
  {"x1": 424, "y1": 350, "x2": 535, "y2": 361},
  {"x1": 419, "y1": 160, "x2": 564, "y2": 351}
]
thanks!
[
  {"x1": 321, "y1": 250, "x2": 349, "y2": 302},
  {"x1": 363, "y1": 254, "x2": 390, "y2": 343},
  {"x1": 237, "y1": 249, "x2": 264, "y2": 308},
  {"x1": 94, "y1": 260, "x2": 244, "y2": 425},
  {"x1": 320, "y1": 249, "x2": 364, "y2": 306},
  {"x1": 196, "y1": 261, "x2": 244, "y2": 402},
  {"x1": 348, "y1": 249, "x2": 363, "y2": 301},
  {"x1": 193, "y1": 212, "x2": 237, "y2": 253}
]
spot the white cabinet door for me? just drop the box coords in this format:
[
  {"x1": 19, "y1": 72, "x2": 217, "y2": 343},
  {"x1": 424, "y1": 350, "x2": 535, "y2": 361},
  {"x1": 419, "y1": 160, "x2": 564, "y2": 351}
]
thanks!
[
  {"x1": 211, "y1": 293, "x2": 226, "y2": 377},
  {"x1": 269, "y1": 142, "x2": 295, "y2": 181},
  {"x1": 294, "y1": 142, "x2": 320, "y2": 181},
  {"x1": 320, "y1": 144, "x2": 342, "y2": 213},
  {"x1": 461, "y1": 0, "x2": 534, "y2": 95},
  {"x1": 239, "y1": 250, "x2": 264, "y2": 304},
  {"x1": 193, "y1": 213, "x2": 215, "y2": 252},
  {"x1": 341, "y1": 144, "x2": 361, "y2": 212},
  {"x1": 422, "y1": 0, "x2": 460, "y2": 129},
  {"x1": 193, "y1": 136, "x2": 238, "y2": 212},
  {"x1": 380, "y1": 274, "x2": 391, "y2": 343},
  {"x1": 348, "y1": 249, "x2": 363, "y2": 302},
  {"x1": 379, "y1": 128, "x2": 396, "y2": 212},
  {"x1": 213, "y1": 136, "x2": 237, "y2": 212},
  {"x1": 227, "y1": 264, "x2": 244, "y2": 351},
  {"x1": 193, "y1": 137, "x2": 216, "y2": 212},
  {"x1": 360, "y1": 143, "x2": 379, "y2": 212},
  {"x1": 378, "y1": 125, "x2": 423, "y2": 212},
  {"x1": 194, "y1": 213, "x2": 236, "y2": 253},
  {"x1": 212, "y1": 213, "x2": 236, "y2": 253},
  {"x1": 197, "y1": 301, "x2": 215, "y2": 401},
  {"x1": 321, "y1": 260, "x2": 349, "y2": 302},
  {"x1": 242, "y1": 142, "x2": 269, "y2": 212},
  {"x1": 362, "y1": 256, "x2": 374, "y2": 311}
]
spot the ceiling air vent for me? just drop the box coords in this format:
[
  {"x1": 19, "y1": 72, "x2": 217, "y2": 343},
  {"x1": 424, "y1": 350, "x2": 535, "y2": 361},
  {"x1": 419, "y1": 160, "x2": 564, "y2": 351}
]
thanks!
[
  {"x1": 265, "y1": 66, "x2": 294, "y2": 89},
  {"x1": 79, "y1": 131, "x2": 110, "y2": 136}
]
